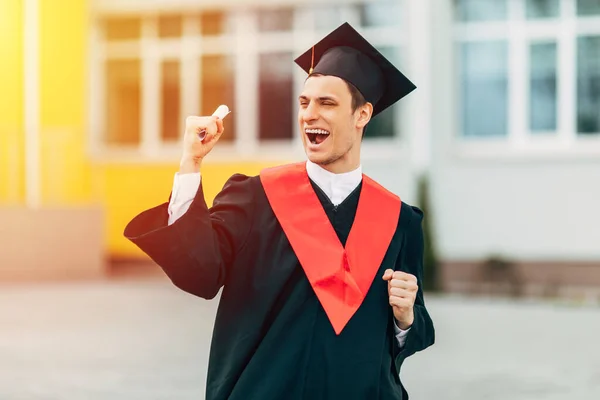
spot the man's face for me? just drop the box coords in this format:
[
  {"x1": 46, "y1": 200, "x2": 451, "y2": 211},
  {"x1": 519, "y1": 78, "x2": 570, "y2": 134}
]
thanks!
[{"x1": 298, "y1": 75, "x2": 366, "y2": 171}]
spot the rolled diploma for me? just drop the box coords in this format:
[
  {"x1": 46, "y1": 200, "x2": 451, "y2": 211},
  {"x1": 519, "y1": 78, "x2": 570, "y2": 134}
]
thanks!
[{"x1": 197, "y1": 105, "x2": 231, "y2": 140}]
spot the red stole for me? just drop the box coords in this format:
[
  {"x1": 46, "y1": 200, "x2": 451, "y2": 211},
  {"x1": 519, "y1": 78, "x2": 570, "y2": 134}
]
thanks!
[{"x1": 260, "y1": 162, "x2": 401, "y2": 335}]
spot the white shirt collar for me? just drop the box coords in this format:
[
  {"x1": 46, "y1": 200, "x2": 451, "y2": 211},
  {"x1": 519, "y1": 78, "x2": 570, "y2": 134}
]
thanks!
[{"x1": 305, "y1": 160, "x2": 362, "y2": 206}]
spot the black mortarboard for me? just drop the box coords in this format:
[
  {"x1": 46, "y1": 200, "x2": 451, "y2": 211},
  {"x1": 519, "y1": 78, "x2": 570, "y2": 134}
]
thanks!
[{"x1": 294, "y1": 22, "x2": 415, "y2": 117}]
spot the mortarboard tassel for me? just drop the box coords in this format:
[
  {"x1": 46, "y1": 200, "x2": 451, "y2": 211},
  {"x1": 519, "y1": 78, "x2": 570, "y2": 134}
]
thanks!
[{"x1": 309, "y1": 46, "x2": 315, "y2": 74}]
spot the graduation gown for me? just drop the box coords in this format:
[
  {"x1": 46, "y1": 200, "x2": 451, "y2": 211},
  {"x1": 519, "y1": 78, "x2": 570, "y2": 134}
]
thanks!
[{"x1": 124, "y1": 163, "x2": 435, "y2": 400}]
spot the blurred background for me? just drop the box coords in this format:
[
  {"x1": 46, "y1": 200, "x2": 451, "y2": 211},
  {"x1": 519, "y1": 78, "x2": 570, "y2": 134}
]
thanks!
[{"x1": 1, "y1": 0, "x2": 599, "y2": 399}]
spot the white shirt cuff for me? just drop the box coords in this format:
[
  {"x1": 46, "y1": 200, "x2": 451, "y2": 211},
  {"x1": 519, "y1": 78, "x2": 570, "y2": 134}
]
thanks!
[
  {"x1": 393, "y1": 318, "x2": 411, "y2": 348},
  {"x1": 167, "y1": 172, "x2": 201, "y2": 225}
]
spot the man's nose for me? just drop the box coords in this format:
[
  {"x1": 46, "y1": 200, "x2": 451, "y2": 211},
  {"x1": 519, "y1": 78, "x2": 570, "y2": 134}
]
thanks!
[{"x1": 302, "y1": 102, "x2": 318, "y2": 122}]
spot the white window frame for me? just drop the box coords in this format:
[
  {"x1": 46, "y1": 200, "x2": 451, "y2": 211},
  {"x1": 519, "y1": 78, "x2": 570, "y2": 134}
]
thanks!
[
  {"x1": 453, "y1": 0, "x2": 600, "y2": 160},
  {"x1": 87, "y1": 0, "x2": 412, "y2": 164}
]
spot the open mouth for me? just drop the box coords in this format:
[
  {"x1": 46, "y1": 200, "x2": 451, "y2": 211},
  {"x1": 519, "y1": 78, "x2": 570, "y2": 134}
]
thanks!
[{"x1": 305, "y1": 128, "x2": 330, "y2": 145}]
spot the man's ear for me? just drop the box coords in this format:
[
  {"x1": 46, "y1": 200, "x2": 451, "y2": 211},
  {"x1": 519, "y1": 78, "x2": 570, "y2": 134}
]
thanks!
[{"x1": 356, "y1": 102, "x2": 373, "y2": 130}]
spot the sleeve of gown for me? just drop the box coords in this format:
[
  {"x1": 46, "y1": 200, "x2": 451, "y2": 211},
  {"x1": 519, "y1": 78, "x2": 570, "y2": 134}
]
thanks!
[
  {"x1": 392, "y1": 206, "x2": 435, "y2": 371},
  {"x1": 123, "y1": 173, "x2": 256, "y2": 299}
]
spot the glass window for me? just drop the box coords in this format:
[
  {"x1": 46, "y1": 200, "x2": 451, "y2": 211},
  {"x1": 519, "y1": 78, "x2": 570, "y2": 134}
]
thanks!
[
  {"x1": 577, "y1": 0, "x2": 600, "y2": 15},
  {"x1": 258, "y1": 8, "x2": 294, "y2": 32},
  {"x1": 258, "y1": 53, "x2": 294, "y2": 140},
  {"x1": 198, "y1": 11, "x2": 234, "y2": 36},
  {"x1": 529, "y1": 42, "x2": 558, "y2": 132},
  {"x1": 455, "y1": 0, "x2": 508, "y2": 22},
  {"x1": 460, "y1": 41, "x2": 508, "y2": 137},
  {"x1": 359, "y1": 1, "x2": 401, "y2": 28},
  {"x1": 161, "y1": 61, "x2": 180, "y2": 142},
  {"x1": 105, "y1": 60, "x2": 141, "y2": 145},
  {"x1": 104, "y1": 17, "x2": 141, "y2": 41},
  {"x1": 201, "y1": 55, "x2": 236, "y2": 142},
  {"x1": 577, "y1": 36, "x2": 600, "y2": 135},
  {"x1": 365, "y1": 47, "x2": 401, "y2": 139},
  {"x1": 526, "y1": 0, "x2": 560, "y2": 19},
  {"x1": 158, "y1": 15, "x2": 182, "y2": 38}
]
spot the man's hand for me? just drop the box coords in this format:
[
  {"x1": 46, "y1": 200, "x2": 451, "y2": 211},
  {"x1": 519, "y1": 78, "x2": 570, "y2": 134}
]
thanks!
[
  {"x1": 382, "y1": 269, "x2": 418, "y2": 330},
  {"x1": 179, "y1": 115, "x2": 225, "y2": 174}
]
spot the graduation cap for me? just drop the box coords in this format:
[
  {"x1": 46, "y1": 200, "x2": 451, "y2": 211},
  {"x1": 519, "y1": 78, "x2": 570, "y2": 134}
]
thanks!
[{"x1": 294, "y1": 22, "x2": 415, "y2": 117}]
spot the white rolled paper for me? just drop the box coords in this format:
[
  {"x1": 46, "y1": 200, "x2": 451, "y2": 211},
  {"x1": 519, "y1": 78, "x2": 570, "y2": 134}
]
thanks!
[
  {"x1": 212, "y1": 104, "x2": 230, "y2": 119},
  {"x1": 198, "y1": 105, "x2": 231, "y2": 140}
]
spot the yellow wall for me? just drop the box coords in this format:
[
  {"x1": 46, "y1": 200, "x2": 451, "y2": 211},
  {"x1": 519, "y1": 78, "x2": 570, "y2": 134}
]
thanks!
[
  {"x1": 39, "y1": 0, "x2": 92, "y2": 205},
  {"x1": 103, "y1": 161, "x2": 283, "y2": 258},
  {"x1": 0, "y1": 0, "x2": 24, "y2": 204}
]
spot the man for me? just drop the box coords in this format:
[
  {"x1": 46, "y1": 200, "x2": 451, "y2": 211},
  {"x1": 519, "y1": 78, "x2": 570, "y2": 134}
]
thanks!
[{"x1": 124, "y1": 22, "x2": 434, "y2": 399}]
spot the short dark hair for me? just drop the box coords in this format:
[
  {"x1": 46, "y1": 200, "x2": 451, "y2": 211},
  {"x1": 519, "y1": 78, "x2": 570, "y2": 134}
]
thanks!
[
  {"x1": 345, "y1": 80, "x2": 369, "y2": 138},
  {"x1": 345, "y1": 80, "x2": 367, "y2": 113}
]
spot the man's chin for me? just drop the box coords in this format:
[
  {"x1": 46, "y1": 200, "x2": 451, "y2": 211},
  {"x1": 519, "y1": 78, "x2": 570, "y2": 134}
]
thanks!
[
  {"x1": 305, "y1": 150, "x2": 327, "y2": 164},
  {"x1": 306, "y1": 153, "x2": 336, "y2": 167}
]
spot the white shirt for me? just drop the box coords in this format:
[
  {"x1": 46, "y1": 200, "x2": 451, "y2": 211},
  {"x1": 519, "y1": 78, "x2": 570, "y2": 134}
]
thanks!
[{"x1": 167, "y1": 160, "x2": 411, "y2": 347}]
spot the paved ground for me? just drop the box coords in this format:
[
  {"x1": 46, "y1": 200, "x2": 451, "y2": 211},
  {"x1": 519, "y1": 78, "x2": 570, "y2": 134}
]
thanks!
[{"x1": 0, "y1": 278, "x2": 599, "y2": 400}]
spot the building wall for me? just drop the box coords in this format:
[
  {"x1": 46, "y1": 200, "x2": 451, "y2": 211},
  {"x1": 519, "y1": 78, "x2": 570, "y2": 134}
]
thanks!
[
  {"x1": 431, "y1": 0, "x2": 600, "y2": 264},
  {"x1": 0, "y1": 0, "x2": 24, "y2": 205},
  {"x1": 433, "y1": 159, "x2": 600, "y2": 261},
  {"x1": 101, "y1": 161, "x2": 283, "y2": 258},
  {"x1": 39, "y1": 0, "x2": 93, "y2": 205}
]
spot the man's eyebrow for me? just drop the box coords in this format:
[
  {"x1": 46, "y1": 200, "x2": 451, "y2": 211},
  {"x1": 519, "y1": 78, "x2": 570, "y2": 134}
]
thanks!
[
  {"x1": 317, "y1": 96, "x2": 338, "y2": 102},
  {"x1": 298, "y1": 95, "x2": 339, "y2": 102}
]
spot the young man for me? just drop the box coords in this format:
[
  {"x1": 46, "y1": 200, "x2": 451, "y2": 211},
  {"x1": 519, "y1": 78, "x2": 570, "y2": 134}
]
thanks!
[{"x1": 125, "y1": 23, "x2": 434, "y2": 399}]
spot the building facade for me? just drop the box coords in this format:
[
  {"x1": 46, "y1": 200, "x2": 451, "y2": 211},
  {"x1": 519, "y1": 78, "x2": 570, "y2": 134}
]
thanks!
[
  {"x1": 431, "y1": 0, "x2": 600, "y2": 294},
  {"x1": 2, "y1": 0, "x2": 599, "y2": 290}
]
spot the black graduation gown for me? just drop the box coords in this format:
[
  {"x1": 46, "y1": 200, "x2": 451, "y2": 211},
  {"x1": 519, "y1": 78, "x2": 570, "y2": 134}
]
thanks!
[{"x1": 124, "y1": 173, "x2": 435, "y2": 400}]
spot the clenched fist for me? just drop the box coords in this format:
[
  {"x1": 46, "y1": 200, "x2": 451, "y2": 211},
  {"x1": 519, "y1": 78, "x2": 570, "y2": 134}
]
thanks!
[
  {"x1": 382, "y1": 269, "x2": 418, "y2": 330},
  {"x1": 179, "y1": 115, "x2": 225, "y2": 174}
]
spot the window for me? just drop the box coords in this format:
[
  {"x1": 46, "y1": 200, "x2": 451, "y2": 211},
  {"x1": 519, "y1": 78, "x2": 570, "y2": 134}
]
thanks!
[
  {"x1": 105, "y1": 59, "x2": 140, "y2": 145},
  {"x1": 104, "y1": 17, "x2": 141, "y2": 41},
  {"x1": 577, "y1": 36, "x2": 600, "y2": 135},
  {"x1": 455, "y1": 0, "x2": 507, "y2": 22},
  {"x1": 529, "y1": 42, "x2": 557, "y2": 132},
  {"x1": 158, "y1": 15, "x2": 182, "y2": 38},
  {"x1": 258, "y1": 53, "x2": 294, "y2": 140},
  {"x1": 201, "y1": 55, "x2": 236, "y2": 142},
  {"x1": 365, "y1": 46, "x2": 402, "y2": 139},
  {"x1": 359, "y1": 1, "x2": 401, "y2": 27},
  {"x1": 258, "y1": 8, "x2": 293, "y2": 32},
  {"x1": 526, "y1": 0, "x2": 560, "y2": 19},
  {"x1": 460, "y1": 41, "x2": 508, "y2": 138},
  {"x1": 577, "y1": 0, "x2": 600, "y2": 15},
  {"x1": 198, "y1": 11, "x2": 234, "y2": 36},
  {"x1": 161, "y1": 60, "x2": 180, "y2": 141}
]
